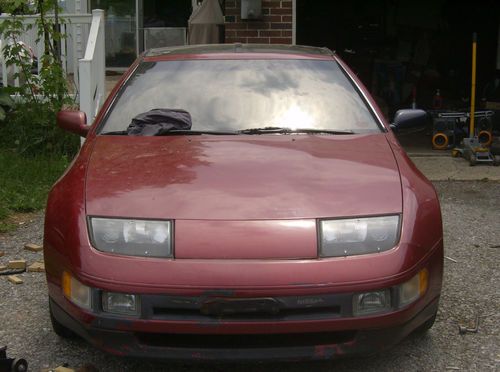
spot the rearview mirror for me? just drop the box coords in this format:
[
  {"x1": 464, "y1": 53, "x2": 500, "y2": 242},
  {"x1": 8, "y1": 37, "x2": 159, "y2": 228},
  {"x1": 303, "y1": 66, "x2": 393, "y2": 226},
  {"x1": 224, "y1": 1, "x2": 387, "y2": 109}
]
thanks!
[
  {"x1": 57, "y1": 110, "x2": 89, "y2": 137},
  {"x1": 390, "y1": 109, "x2": 429, "y2": 132}
]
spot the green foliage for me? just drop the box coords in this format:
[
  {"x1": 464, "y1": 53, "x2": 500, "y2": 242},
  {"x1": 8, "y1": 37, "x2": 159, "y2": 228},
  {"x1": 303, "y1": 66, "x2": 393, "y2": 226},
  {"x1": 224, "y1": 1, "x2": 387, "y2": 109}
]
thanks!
[
  {"x1": 0, "y1": 0, "x2": 72, "y2": 111},
  {"x1": 0, "y1": 0, "x2": 34, "y2": 14},
  {"x1": 0, "y1": 88, "x2": 15, "y2": 120},
  {"x1": 0, "y1": 0, "x2": 77, "y2": 156},
  {"x1": 0, "y1": 89, "x2": 14, "y2": 107},
  {"x1": 0, "y1": 1, "x2": 78, "y2": 230},
  {"x1": 0, "y1": 101, "x2": 79, "y2": 156},
  {"x1": 0, "y1": 149, "x2": 70, "y2": 232}
]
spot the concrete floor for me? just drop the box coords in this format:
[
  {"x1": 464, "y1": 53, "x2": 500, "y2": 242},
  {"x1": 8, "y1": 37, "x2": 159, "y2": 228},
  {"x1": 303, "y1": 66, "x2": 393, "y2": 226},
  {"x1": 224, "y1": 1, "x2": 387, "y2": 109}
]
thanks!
[
  {"x1": 409, "y1": 156, "x2": 499, "y2": 181},
  {"x1": 396, "y1": 129, "x2": 500, "y2": 181}
]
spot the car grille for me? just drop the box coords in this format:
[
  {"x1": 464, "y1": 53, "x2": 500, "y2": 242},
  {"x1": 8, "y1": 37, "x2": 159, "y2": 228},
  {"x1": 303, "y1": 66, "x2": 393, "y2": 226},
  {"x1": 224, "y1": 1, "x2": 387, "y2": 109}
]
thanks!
[
  {"x1": 152, "y1": 304, "x2": 342, "y2": 320},
  {"x1": 139, "y1": 293, "x2": 353, "y2": 322}
]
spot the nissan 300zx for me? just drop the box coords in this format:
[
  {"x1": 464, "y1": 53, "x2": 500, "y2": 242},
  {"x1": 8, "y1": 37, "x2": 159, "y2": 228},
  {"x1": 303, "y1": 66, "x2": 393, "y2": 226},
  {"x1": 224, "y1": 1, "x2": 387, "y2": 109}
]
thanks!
[{"x1": 45, "y1": 44, "x2": 443, "y2": 361}]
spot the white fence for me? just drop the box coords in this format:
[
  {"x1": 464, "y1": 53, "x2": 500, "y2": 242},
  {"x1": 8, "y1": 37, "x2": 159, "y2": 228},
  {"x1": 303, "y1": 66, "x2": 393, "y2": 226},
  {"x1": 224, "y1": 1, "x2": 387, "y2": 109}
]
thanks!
[
  {"x1": 0, "y1": 9, "x2": 105, "y2": 124},
  {"x1": 0, "y1": 12, "x2": 92, "y2": 85}
]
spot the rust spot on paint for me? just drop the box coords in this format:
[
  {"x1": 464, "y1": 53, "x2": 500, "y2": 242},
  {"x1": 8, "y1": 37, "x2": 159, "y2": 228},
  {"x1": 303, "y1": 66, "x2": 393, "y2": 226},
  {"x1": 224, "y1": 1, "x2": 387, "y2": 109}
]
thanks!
[{"x1": 314, "y1": 344, "x2": 341, "y2": 359}]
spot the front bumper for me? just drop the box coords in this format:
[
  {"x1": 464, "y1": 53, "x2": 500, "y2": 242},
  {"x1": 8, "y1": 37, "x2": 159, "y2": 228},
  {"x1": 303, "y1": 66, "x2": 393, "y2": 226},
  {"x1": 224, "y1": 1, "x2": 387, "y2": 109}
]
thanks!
[{"x1": 50, "y1": 295, "x2": 439, "y2": 361}]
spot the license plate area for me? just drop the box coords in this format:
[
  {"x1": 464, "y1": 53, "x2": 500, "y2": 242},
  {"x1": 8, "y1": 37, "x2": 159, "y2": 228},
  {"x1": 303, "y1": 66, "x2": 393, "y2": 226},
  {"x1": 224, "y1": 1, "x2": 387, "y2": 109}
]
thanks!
[{"x1": 200, "y1": 297, "x2": 280, "y2": 316}]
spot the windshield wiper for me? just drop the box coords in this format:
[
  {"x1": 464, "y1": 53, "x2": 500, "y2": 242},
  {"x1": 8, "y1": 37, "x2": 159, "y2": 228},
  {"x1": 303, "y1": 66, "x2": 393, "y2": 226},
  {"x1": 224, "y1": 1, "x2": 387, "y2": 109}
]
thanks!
[
  {"x1": 293, "y1": 128, "x2": 355, "y2": 135},
  {"x1": 157, "y1": 129, "x2": 238, "y2": 136},
  {"x1": 101, "y1": 130, "x2": 128, "y2": 135},
  {"x1": 101, "y1": 128, "x2": 355, "y2": 136},
  {"x1": 100, "y1": 129, "x2": 238, "y2": 136},
  {"x1": 238, "y1": 126, "x2": 287, "y2": 134},
  {"x1": 238, "y1": 127, "x2": 355, "y2": 135}
]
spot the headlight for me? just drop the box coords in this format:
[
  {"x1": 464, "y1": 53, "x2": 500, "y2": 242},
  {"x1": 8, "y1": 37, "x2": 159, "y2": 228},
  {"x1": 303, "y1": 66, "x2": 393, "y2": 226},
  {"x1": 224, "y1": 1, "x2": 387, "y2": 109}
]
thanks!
[
  {"x1": 319, "y1": 215, "x2": 400, "y2": 257},
  {"x1": 353, "y1": 289, "x2": 391, "y2": 316},
  {"x1": 102, "y1": 292, "x2": 140, "y2": 316},
  {"x1": 89, "y1": 217, "x2": 173, "y2": 258}
]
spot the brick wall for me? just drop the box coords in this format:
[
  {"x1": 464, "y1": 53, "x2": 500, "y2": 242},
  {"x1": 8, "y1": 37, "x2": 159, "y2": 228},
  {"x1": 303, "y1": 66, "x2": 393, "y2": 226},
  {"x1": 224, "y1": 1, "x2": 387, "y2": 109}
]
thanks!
[{"x1": 224, "y1": 0, "x2": 293, "y2": 44}]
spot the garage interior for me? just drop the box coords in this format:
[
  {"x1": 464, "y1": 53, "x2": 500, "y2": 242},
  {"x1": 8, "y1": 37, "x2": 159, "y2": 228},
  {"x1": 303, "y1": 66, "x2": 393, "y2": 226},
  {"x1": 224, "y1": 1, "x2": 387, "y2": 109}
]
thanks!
[{"x1": 297, "y1": 0, "x2": 500, "y2": 153}]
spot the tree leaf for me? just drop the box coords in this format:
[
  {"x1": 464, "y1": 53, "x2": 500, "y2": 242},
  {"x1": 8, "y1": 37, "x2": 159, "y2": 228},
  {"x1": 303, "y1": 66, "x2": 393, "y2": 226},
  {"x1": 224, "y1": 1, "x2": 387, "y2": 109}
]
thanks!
[
  {"x1": 0, "y1": 106, "x2": 6, "y2": 121},
  {"x1": 0, "y1": 91, "x2": 14, "y2": 108}
]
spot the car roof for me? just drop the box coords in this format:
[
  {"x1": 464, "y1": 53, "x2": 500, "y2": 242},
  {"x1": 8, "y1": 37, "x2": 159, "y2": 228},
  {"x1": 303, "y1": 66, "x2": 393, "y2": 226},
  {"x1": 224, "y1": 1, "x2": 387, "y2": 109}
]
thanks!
[{"x1": 143, "y1": 44, "x2": 336, "y2": 61}]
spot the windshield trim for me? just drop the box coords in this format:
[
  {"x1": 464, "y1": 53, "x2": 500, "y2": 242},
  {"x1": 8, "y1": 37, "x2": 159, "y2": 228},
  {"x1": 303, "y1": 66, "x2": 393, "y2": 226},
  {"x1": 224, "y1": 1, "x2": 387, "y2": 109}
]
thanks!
[
  {"x1": 334, "y1": 58, "x2": 387, "y2": 133},
  {"x1": 95, "y1": 60, "x2": 142, "y2": 135}
]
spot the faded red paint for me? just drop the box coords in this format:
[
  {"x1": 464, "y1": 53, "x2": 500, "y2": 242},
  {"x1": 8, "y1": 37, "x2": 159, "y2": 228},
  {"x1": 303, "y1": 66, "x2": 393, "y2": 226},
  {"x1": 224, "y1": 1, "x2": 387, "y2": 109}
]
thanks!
[{"x1": 45, "y1": 45, "x2": 443, "y2": 361}]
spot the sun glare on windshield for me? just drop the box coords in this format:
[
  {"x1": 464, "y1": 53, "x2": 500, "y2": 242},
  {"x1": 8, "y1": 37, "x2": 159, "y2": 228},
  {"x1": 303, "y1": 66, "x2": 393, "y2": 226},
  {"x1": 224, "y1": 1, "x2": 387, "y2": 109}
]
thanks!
[{"x1": 275, "y1": 105, "x2": 315, "y2": 130}]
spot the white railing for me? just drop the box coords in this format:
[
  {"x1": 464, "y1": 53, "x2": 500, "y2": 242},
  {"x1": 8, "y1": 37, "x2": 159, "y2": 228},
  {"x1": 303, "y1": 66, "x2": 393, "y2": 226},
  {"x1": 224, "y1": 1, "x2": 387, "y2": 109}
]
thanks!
[
  {"x1": 0, "y1": 9, "x2": 105, "y2": 125},
  {"x1": 0, "y1": 12, "x2": 92, "y2": 87},
  {"x1": 79, "y1": 9, "x2": 105, "y2": 125}
]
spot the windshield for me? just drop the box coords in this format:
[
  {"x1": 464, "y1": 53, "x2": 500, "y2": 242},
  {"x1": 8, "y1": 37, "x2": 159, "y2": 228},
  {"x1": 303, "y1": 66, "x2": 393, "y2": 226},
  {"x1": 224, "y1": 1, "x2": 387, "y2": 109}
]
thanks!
[{"x1": 99, "y1": 59, "x2": 381, "y2": 134}]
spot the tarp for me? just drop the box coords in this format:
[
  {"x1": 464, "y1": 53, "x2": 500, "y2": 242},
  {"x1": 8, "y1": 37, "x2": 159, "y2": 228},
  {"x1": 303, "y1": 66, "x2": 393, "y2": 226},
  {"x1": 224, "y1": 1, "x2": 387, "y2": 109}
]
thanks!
[
  {"x1": 127, "y1": 109, "x2": 192, "y2": 136},
  {"x1": 188, "y1": 0, "x2": 224, "y2": 45}
]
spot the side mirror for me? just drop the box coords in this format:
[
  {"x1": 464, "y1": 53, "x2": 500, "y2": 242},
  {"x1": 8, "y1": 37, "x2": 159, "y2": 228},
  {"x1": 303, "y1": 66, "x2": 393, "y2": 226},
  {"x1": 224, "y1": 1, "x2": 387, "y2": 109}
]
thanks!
[
  {"x1": 57, "y1": 110, "x2": 89, "y2": 137},
  {"x1": 390, "y1": 109, "x2": 429, "y2": 132}
]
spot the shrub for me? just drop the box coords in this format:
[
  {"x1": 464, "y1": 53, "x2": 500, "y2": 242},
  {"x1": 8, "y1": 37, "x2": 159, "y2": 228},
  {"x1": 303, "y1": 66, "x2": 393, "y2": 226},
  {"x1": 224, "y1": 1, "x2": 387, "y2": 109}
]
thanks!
[
  {"x1": 0, "y1": 101, "x2": 79, "y2": 156},
  {"x1": 0, "y1": 88, "x2": 15, "y2": 120},
  {"x1": 0, "y1": 0, "x2": 78, "y2": 156}
]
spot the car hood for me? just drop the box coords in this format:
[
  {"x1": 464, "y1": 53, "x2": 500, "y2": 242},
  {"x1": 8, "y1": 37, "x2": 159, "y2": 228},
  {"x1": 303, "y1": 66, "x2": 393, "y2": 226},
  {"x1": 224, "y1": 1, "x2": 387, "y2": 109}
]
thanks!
[{"x1": 85, "y1": 134, "x2": 402, "y2": 220}]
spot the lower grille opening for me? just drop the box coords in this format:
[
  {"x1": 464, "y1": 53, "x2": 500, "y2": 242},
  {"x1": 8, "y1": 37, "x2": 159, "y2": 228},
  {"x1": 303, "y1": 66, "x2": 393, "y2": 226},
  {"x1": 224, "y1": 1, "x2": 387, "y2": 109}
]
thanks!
[
  {"x1": 152, "y1": 306, "x2": 341, "y2": 320},
  {"x1": 136, "y1": 331, "x2": 357, "y2": 349},
  {"x1": 151, "y1": 306, "x2": 341, "y2": 321}
]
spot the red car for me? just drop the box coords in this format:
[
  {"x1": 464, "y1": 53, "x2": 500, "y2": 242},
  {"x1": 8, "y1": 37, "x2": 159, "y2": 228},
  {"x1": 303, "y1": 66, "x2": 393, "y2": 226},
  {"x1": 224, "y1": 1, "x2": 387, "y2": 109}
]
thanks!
[{"x1": 45, "y1": 44, "x2": 443, "y2": 361}]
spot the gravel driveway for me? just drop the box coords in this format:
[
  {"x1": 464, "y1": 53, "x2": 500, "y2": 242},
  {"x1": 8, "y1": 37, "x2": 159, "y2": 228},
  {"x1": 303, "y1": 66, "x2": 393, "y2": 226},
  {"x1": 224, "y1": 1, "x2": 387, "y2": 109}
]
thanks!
[{"x1": 0, "y1": 181, "x2": 499, "y2": 372}]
